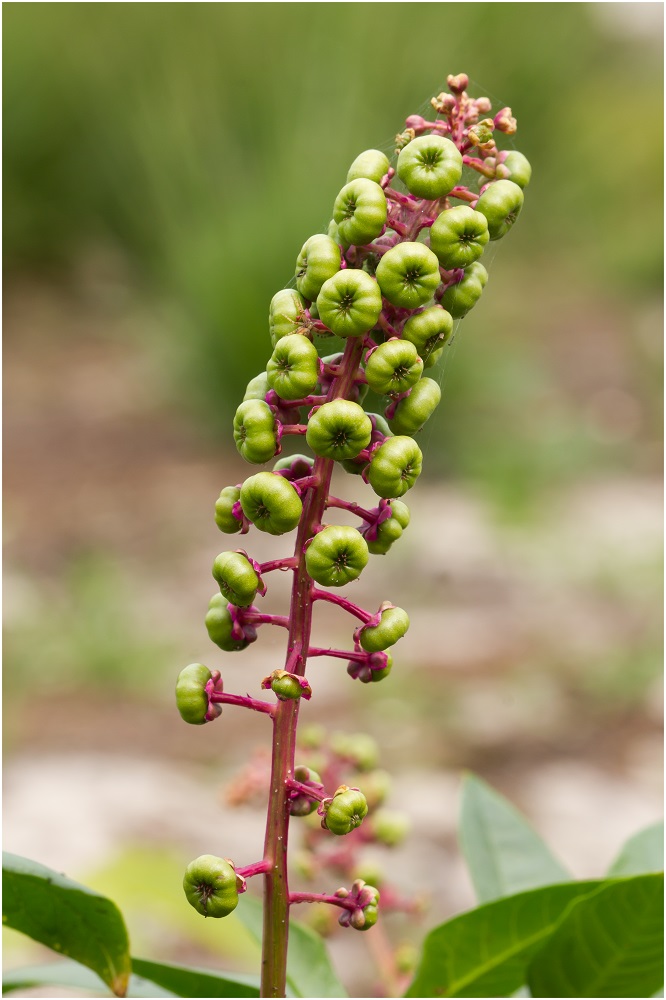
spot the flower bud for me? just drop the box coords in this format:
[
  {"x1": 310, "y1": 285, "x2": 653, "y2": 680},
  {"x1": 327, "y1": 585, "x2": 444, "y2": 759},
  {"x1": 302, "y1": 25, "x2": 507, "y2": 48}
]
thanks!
[
  {"x1": 468, "y1": 119, "x2": 495, "y2": 147},
  {"x1": 475, "y1": 96, "x2": 492, "y2": 114},
  {"x1": 183, "y1": 855, "x2": 240, "y2": 918},
  {"x1": 447, "y1": 73, "x2": 468, "y2": 94},
  {"x1": 494, "y1": 107, "x2": 517, "y2": 134}
]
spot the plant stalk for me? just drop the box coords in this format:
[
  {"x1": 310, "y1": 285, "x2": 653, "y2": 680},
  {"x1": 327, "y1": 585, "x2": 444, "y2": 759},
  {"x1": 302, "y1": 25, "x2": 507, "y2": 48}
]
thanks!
[{"x1": 260, "y1": 335, "x2": 365, "y2": 998}]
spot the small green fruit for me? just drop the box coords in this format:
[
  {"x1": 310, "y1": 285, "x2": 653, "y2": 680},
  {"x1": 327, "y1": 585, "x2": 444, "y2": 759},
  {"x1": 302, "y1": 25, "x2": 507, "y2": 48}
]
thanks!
[
  {"x1": 396, "y1": 134, "x2": 462, "y2": 199},
  {"x1": 375, "y1": 242, "x2": 441, "y2": 310},
  {"x1": 367, "y1": 436, "x2": 423, "y2": 498},
  {"x1": 183, "y1": 855, "x2": 240, "y2": 918},
  {"x1": 240, "y1": 472, "x2": 302, "y2": 535},
  {"x1": 317, "y1": 269, "x2": 383, "y2": 338},
  {"x1": 359, "y1": 605, "x2": 410, "y2": 652},
  {"x1": 233, "y1": 400, "x2": 278, "y2": 465},
  {"x1": 212, "y1": 551, "x2": 259, "y2": 607},
  {"x1": 429, "y1": 205, "x2": 489, "y2": 269},
  {"x1": 347, "y1": 149, "x2": 390, "y2": 184},
  {"x1": 267, "y1": 334, "x2": 319, "y2": 401},
  {"x1": 295, "y1": 234, "x2": 341, "y2": 301},
  {"x1": 323, "y1": 786, "x2": 369, "y2": 835},
  {"x1": 175, "y1": 663, "x2": 214, "y2": 725},
  {"x1": 214, "y1": 486, "x2": 242, "y2": 534},
  {"x1": 305, "y1": 525, "x2": 369, "y2": 587},
  {"x1": 475, "y1": 179, "x2": 524, "y2": 240},
  {"x1": 306, "y1": 399, "x2": 372, "y2": 461},
  {"x1": 333, "y1": 178, "x2": 387, "y2": 247}
]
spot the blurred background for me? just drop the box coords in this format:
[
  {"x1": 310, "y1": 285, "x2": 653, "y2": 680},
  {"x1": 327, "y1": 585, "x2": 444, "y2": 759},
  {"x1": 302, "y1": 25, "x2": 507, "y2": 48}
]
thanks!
[{"x1": 3, "y1": 3, "x2": 663, "y2": 996}]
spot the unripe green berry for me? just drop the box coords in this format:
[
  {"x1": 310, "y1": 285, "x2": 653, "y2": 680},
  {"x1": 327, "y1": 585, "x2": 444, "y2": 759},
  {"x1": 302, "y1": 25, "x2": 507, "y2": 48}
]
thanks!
[
  {"x1": 365, "y1": 340, "x2": 423, "y2": 396},
  {"x1": 323, "y1": 786, "x2": 369, "y2": 835},
  {"x1": 347, "y1": 149, "x2": 390, "y2": 184},
  {"x1": 396, "y1": 134, "x2": 462, "y2": 199},
  {"x1": 205, "y1": 593, "x2": 255, "y2": 651},
  {"x1": 366, "y1": 516, "x2": 403, "y2": 555},
  {"x1": 359, "y1": 605, "x2": 410, "y2": 652},
  {"x1": 375, "y1": 242, "x2": 441, "y2": 310},
  {"x1": 306, "y1": 399, "x2": 372, "y2": 461},
  {"x1": 243, "y1": 371, "x2": 270, "y2": 401},
  {"x1": 401, "y1": 305, "x2": 453, "y2": 361},
  {"x1": 372, "y1": 809, "x2": 410, "y2": 847},
  {"x1": 333, "y1": 178, "x2": 387, "y2": 247},
  {"x1": 295, "y1": 234, "x2": 341, "y2": 302},
  {"x1": 233, "y1": 399, "x2": 278, "y2": 464},
  {"x1": 175, "y1": 663, "x2": 215, "y2": 725},
  {"x1": 367, "y1": 436, "x2": 423, "y2": 498},
  {"x1": 502, "y1": 150, "x2": 532, "y2": 189},
  {"x1": 331, "y1": 732, "x2": 379, "y2": 771},
  {"x1": 212, "y1": 551, "x2": 259, "y2": 607},
  {"x1": 440, "y1": 261, "x2": 488, "y2": 318},
  {"x1": 388, "y1": 378, "x2": 441, "y2": 436},
  {"x1": 183, "y1": 855, "x2": 240, "y2": 918},
  {"x1": 273, "y1": 453, "x2": 314, "y2": 479},
  {"x1": 265, "y1": 669, "x2": 311, "y2": 701},
  {"x1": 305, "y1": 525, "x2": 369, "y2": 587},
  {"x1": 429, "y1": 205, "x2": 489, "y2": 269},
  {"x1": 317, "y1": 269, "x2": 383, "y2": 338},
  {"x1": 267, "y1": 334, "x2": 319, "y2": 401},
  {"x1": 214, "y1": 486, "x2": 242, "y2": 534},
  {"x1": 475, "y1": 179, "x2": 524, "y2": 240},
  {"x1": 269, "y1": 289, "x2": 308, "y2": 346},
  {"x1": 240, "y1": 472, "x2": 302, "y2": 535},
  {"x1": 390, "y1": 499, "x2": 410, "y2": 529}
]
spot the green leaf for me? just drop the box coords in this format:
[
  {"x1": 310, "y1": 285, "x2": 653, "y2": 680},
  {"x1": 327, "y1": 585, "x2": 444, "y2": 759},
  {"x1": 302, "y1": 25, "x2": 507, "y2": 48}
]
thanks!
[
  {"x1": 237, "y1": 895, "x2": 347, "y2": 998},
  {"x1": 459, "y1": 773, "x2": 570, "y2": 903},
  {"x1": 3, "y1": 959, "x2": 177, "y2": 997},
  {"x1": 405, "y1": 881, "x2": 601, "y2": 998},
  {"x1": 528, "y1": 874, "x2": 664, "y2": 997},
  {"x1": 607, "y1": 821, "x2": 664, "y2": 877},
  {"x1": 2, "y1": 853, "x2": 131, "y2": 997},
  {"x1": 131, "y1": 957, "x2": 260, "y2": 997}
]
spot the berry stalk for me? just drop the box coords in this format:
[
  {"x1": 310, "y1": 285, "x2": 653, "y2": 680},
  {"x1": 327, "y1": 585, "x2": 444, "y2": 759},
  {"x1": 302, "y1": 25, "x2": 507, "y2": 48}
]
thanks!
[{"x1": 261, "y1": 335, "x2": 365, "y2": 998}]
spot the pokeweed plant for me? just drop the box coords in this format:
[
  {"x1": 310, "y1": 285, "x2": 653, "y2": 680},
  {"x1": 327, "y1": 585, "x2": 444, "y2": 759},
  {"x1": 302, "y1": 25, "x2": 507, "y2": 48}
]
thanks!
[{"x1": 174, "y1": 73, "x2": 531, "y2": 999}]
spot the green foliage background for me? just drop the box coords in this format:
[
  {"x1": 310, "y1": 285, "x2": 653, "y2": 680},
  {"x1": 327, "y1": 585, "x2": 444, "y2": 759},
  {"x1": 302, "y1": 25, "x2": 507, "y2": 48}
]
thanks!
[{"x1": 4, "y1": 2, "x2": 663, "y2": 507}]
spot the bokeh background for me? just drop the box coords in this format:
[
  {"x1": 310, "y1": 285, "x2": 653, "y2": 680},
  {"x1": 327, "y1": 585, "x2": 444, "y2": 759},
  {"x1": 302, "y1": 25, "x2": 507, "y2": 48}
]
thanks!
[{"x1": 3, "y1": 3, "x2": 663, "y2": 996}]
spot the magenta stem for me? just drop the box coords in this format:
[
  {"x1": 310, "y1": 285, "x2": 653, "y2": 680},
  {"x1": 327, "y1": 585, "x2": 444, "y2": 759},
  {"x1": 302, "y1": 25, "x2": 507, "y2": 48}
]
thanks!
[
  {"x1": 242, "y1": 612, "x2": 290, "y2": 629},
  {"x1": 279, "y1": 423, "x2": 308, "y2": 436},
  {"x1": 286, "y1": 778, "x2": 326, "y2": 801},
  {"x1": 260, "y1": 557, "x2": 298, "y2": 574},
  {"x1": 308, "y1": 646, "x2": 366, "y2": 662},
  {"x1": 385, "y1": 187, "x2": 418, "y2": 208},
  {"x1": 325, "y1": 496, "x2": 377, "y2": 522},
  {"x1": 209, "y1": 691, "x2": 276, "y2": 717},
  {"x1": 260, "y1": 335, "x2": 366, "y2": 999},
  {"x1": 311, "y1": 588, "x2": 373, "y2": 623},
  {"x1": 449, "y1": 185, "x2": 477, "y2": 204},
  {"x1": 289, "y1": 891, "x2": 355, "y2": 911},
  {"x1": 236, "y1": 860, "x2": 272, "y2": 880}
]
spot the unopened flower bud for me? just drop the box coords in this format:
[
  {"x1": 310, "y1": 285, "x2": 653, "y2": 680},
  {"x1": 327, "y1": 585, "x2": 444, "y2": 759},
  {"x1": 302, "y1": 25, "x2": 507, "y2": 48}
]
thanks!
[
  {"x1": 494, "y1": 107, "x2": 517, "y2": 134},
  {"x1": 447, "y1": 73, "x2": 469, "y2": 94},
  {"x1": 475, "y1": 96, "x2": 492, "y2": 114},
  {"x1": 404, "y1": 114, "x2": 428, "y2": 131},
  {"x1": 395, "y1": 128, "x2": 415, "y2": 151}
]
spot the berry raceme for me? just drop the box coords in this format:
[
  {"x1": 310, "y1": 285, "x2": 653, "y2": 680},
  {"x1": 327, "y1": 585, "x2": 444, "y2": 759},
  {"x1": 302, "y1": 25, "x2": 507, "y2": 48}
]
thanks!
[{"x1": 174, "y1": 75, "x2": 529, "y2": 994}]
